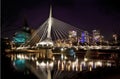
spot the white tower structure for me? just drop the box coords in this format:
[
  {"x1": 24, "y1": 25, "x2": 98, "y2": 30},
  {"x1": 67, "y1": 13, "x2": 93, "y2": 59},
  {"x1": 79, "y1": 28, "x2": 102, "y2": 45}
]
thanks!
[
  {"x1": 47, "y1": 6, "x2": 52, "y2": 39},
  {"x1": 36, "y1": 6, "x2": 53, "y2": 47}
]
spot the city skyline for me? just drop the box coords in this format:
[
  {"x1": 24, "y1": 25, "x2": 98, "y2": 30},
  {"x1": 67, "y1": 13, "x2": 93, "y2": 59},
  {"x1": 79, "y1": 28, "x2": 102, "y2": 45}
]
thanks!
[{"x1": 2, "y1": 0, "x2": 120, "y2": 40}]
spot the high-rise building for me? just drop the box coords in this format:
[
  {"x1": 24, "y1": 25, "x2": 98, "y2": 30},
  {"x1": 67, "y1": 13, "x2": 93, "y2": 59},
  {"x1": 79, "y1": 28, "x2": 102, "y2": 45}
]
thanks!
[
  {"x1": 92, "y1": 30, "x2": 100, "y2": 43},
  {"x1": 80, "y1": 31, "x2": 89, "y2": 44},
  {"x1": 69, "y1": 30, "x2": 77, "y2": 38}
]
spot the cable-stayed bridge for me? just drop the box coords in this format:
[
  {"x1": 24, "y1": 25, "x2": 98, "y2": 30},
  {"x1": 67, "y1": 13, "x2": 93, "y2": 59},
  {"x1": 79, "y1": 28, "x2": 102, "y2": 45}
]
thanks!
[
  {"x1": 23, "y1": 6, "x2": 87, "y2": 47},
  {"x1": 14, "y1": 6, "x2": 119, "y2": 51},
  {"x1": 4, "y1": 6, "x2": 120, "y2": 79}
]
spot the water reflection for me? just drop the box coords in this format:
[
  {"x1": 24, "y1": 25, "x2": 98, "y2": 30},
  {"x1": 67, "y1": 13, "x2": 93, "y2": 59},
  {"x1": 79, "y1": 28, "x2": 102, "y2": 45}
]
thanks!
[{"x1": 8, "y1": 51, "x2": 117, "y2": 72}]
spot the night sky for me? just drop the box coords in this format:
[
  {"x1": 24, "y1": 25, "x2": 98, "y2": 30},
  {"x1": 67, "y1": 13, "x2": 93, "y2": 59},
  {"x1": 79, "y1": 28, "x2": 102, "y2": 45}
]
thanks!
[{"x1": 2, "y1": 0, "x2": 120, "y2": 40}]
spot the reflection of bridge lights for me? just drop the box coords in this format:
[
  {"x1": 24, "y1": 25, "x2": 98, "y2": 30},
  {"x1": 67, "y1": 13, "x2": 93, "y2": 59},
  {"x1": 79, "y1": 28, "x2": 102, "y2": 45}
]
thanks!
[
  {"x1": 36, "y1": 61, "x2": 39, "y2": 66},
  {"x1": 52, "y1": 56, "x2": 55, "y2": 61},
  {"x1": 64, "y1": 56, "x2": 67, "y2": 60},
  {"x1": 81, "y1": 61, "x2": 86, "y2": 66},
  {"x1": 63, "y1": 60, "x2": 66, "y2": 64},
  {"x1": 95, "y1": 61, "x2": 102, "y2": 67},
  {"x1": 68, "y1": 60, "x2": 72, "y2": 64},
  {"x1": 61, "y1": 54, "x2": 64, "y2": 60},
  {"x1": 75, "y1": 58, "x2": 79, "y2": 62},
  {"x1": 36, "y1": 61, "x2": 54, "y2": 70},
  {"x1": 89, "y1": 66, "x2": 92, "y2": 71},
  {"x1": 72, "y1": 62, "x2": 75, "y2": 71},
  {"x1": 36, "y1": 41, "x2": 53, "y2": 47},
  {"x1": 106, "y1": 62, "x2": 111, "y2": 67},
  {"x1": 39, "y1": 61, "x2": 46, "y2": 67},
  {"x1": 49, "y1": 62, "x2": 54, "y2": 68},
  {"x1": 88, "y1": 61, "x2": 93, "y2": 67},
  {"x1": 17, "y1": 54, "x2": 25, "y2": 59},
  {"x1": 61, "y1": 48, "x2": 64, "y2": 51},
  {"x1": 84, "y1": 58, "x2": 88, "y2": 62}
]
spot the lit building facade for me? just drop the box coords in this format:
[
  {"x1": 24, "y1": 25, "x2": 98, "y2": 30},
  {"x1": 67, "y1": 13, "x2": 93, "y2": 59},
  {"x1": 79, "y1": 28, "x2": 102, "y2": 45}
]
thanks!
[
  {"x1": 13, "y1": 18, "x2": 31, "y2": 46},
  {"x1": 69, "y1": 30, "x2": 77, "y2": 38},
  {"x1": 92, "y1": 30, "x2": 101, "y2": 44},
  {"x1": 80, "y1": 31, "x2": 89, "y2": 44}
]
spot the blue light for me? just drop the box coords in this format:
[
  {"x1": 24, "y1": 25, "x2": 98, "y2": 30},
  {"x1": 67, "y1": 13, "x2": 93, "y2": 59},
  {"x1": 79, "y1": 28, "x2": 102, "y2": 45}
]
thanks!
[
  {"x1": 13, "y1": 31, "x2": 30, "y2": 45},
  {"x1": 13, "y1": 59, "x2": 26, "y2": 70},
  {"x1": 81, "y1": 32, "x2": 85, "y2": 43},
  {"x1": 69, "y1": 49, "x2": 75, "y2": 56}
]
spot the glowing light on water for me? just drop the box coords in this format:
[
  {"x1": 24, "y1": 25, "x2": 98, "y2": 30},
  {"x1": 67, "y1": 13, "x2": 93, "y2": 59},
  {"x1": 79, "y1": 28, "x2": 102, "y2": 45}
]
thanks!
[
  {"x1": 64, "y1": 56, "x2": 67, "y2": 60},
  {"x1": 13, "y1": 59, "x2": 26, "y2": 71},
  {"x1": 61, "y1": 62, "x2": 64, "y2": 70},
  {"x1": 80, "y1": 65, "x2": 82, "y2": 71},
  {"x1": 36, "y1": 61, "x2": 39, "y2": 66},
  {"x1": 106, "y1": 62, "x2": 112, "y2": 67},
  {"x1": 89, "y1": 66, "x2": 92, "y2": 71},
  {"x1": 40, "y1": 61, "x2": 46, "y2": 68},
  {"x1": 81, "y1": 61, "x2": 86, "y2": 66},
  {"x1": 58, "y1": 60, "x2": 60, "y2": 70},
  {"x1": 95, "y1": 61, "x2": 102, "y2": 67},
  {"x1": 72, "y1": 62, "x2": 75, "y2": 71},
  {"x1": 88, "y1": 61, "x2": 93, "y2": 67},
  {"x1": 49, "y1": 62, "x2": 54, "y2": 69},
  {"x1": 84, "y1": 58, "x2": 88, "y2": 62},
  {"x1": 52, "y1": 56, "x2": 55, "y2": 61},
  {"x1": 61, "y1": 54, "x2": 64, "y2": 60}
]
